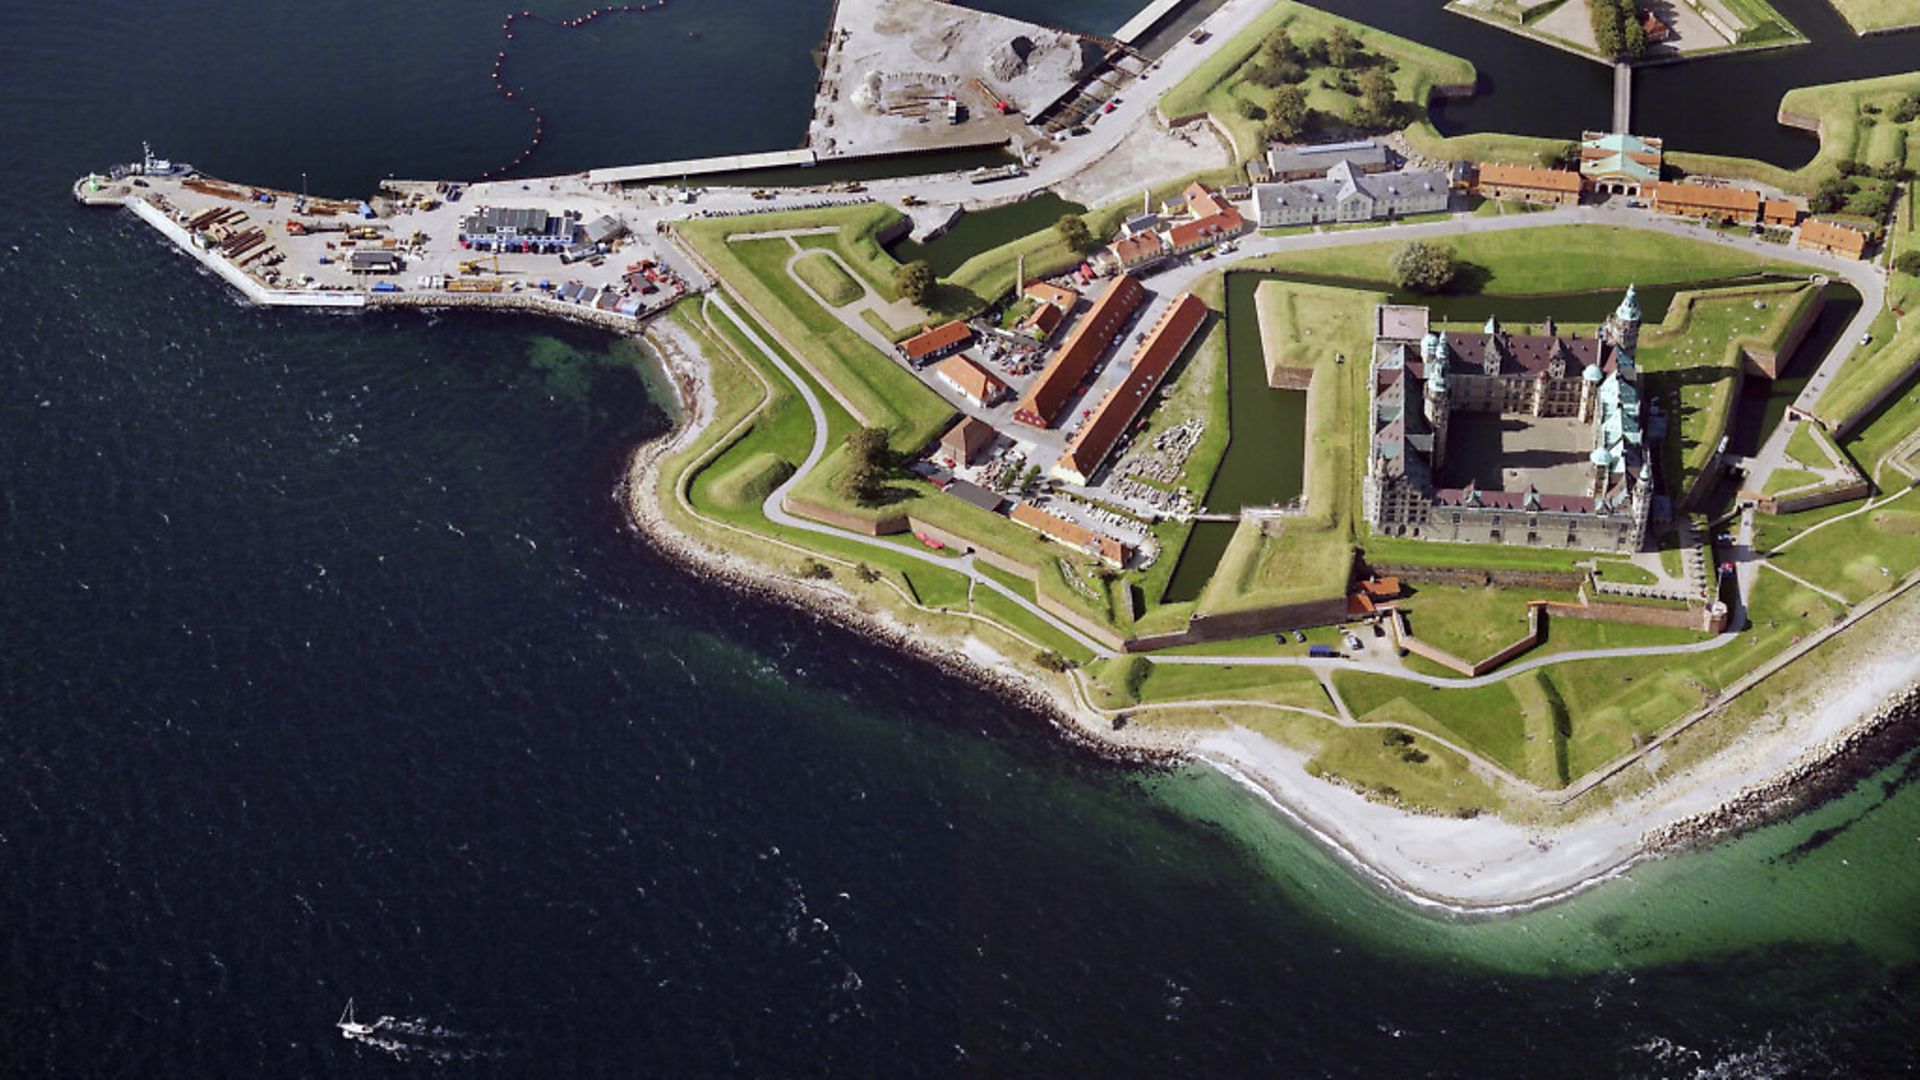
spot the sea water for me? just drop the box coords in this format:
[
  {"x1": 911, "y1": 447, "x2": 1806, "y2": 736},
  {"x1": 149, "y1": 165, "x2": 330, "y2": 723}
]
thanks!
[{"x1": 2, "y1": 2, "x2": 1915, "y2": 1073}]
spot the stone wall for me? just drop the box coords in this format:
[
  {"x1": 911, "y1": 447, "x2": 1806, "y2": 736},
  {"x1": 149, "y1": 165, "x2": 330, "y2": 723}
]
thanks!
[
  {"x1": 1754, "y1": 478, "x2": 1873, "y2": 516},
  {"x1": 1740, "y1": 291, "x2": 1825, "y2": 380},
  {"x1": 1544, "y1": 596, "x2": 1722, "y2": 632},
  {"x1": 1125, "y1": 594, "x2": 1350, "y2": 652},
  {"x1": 1388, "y1": 604, "x2": 1543, "y2": 676},
  {"x1": 783, "y1": 496, "x2": 903, "y2": 536},
  {"x1": 1368, "y1": 563, "x2": 1588, "y2": 591}
]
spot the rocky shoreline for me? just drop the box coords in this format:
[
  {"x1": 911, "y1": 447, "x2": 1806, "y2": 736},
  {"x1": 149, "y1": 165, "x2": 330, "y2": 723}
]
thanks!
[
  {"x1": 1645, "y1": 682, "x2": 1920, "y2": 854},
  {"x1": 617, "y1": 311, "x2": 1920, "y2": 913}
]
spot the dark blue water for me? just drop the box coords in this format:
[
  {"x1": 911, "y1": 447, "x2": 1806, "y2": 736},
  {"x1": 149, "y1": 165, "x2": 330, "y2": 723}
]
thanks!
[{"x1": 4, "y1": 3, "x2": 1918, "y2": 1075}]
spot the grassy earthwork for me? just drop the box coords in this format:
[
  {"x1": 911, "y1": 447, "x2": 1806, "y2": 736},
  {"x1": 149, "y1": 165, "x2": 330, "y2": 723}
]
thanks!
[{"x1": 1158, "y1": 0, "x2": 1477, "y2": 163}]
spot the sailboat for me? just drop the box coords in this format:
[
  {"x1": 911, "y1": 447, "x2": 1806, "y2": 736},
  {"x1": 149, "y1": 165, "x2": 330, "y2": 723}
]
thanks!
[{"x1": 337, "y1": 998, "x2": 380, "y2": 1039}]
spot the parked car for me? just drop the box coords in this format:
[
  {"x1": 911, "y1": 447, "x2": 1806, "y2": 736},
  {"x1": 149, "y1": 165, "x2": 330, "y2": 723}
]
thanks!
[
  {"x1": 1292, "y1": 630, "x2": 1306, "y2": 643},
  {"x1": 1344, "y1": 633, "x2": 1363, "y2": 651}
]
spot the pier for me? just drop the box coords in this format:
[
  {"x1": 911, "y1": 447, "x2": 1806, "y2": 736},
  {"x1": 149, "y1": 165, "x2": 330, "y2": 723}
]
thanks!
[
  {"x1": 1113, "y1": 0, "x2": 1187, "y2": 44},
  {"x1": 586, "y1": 149, "x2": 817, "y2": 186}
]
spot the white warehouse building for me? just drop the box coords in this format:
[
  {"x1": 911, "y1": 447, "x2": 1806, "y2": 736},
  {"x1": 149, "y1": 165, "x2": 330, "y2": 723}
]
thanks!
[{"x1": 1252, "y1": 161, "x2": 1450, "y2": 228}]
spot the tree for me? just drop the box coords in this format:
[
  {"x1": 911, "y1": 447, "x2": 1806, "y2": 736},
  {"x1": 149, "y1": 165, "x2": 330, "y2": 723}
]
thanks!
[
  {"x1": 1350, "y1": 67, "x2": 1397, "y2": 130},
  {"x1": 847, "y1": 426, "x2": 890, "y2": 463},
  {"x1": 837, "y1": 459, "x2": 886, "y2": 505},
  {"x1": 1810, "y1": 174, "x2": 1847, "y2": 215},
  {"x1": 1622, "y1": 13, "x2": 1647, "y2": 59},
  {"x1": 1326, "y1": 25, "x2": 1359, "y2": 69},
  {"x1": 1893, "y1": 251, "x2": 1920, "y2": 277},
  {"x1": 1891, "y1": 93, "x2": 1920, "y2": 124},
  {"x1": 1055, "y1": 213, "x2": 1094, "y2": 253},
  {"x1": 1235, "y1": 98, "x2": 1268, "y2": 122},
  {"x1": 1266, "y1": 84, "x2": 1311, "y2": 142},
  {"x1": 1389, "y1": 240, "x2": 1458, "y2": 293},
  {"x1": 894, "y1": 259, "x2": 934, "y2": 304},
  {"x1": 1260, "y1": 27, "x2": 1299, "y2": 64},
  {"x1": 1590, "y1": 0, "x2": 1625, "y2": 56}
]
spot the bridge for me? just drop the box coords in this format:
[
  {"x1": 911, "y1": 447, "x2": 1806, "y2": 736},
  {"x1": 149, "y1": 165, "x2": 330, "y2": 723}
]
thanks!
[{"x1": 1612, "y1": 62, "x2": 1632, "y2": 133}]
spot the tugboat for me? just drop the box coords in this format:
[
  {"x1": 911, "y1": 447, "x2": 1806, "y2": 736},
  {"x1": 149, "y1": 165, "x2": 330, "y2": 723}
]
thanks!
[{"x1": 138, "y1": 141, "x2": 194, "y2": 178}]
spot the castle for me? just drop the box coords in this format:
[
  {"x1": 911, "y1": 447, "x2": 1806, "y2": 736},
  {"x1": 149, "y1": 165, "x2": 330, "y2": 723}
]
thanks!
[{"x1": 1364, "y1": 287, "x2": 1655, "y2": 553}]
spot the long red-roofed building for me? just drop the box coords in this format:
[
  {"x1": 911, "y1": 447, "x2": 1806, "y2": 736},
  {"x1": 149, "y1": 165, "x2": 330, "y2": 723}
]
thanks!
[
  {"x1": 1012, "y1": 274, "x2": 1147, "y2": 428},
  {"x1": 1054, "y1": 292, "x2": 1211, "y2": 484}
]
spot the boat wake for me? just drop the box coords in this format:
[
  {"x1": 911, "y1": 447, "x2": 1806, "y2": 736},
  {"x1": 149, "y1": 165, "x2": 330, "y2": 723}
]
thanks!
[{"x1": 337, "y1": 999, "x2": 510, "y2": 1063}]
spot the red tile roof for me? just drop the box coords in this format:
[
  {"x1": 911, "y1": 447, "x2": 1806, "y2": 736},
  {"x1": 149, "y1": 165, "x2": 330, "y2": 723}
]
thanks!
[
  {"x1": 1010, "y1": 502, "x2": 1131, "y2": 566},
  {"x1": 1647, "y1": 181, "x2": 1761, "y2": 216},
  {"x1": 900, "y1": 320, "x2": 973, "y2": 361},
  {"x1": 1797, "y1": 217, "x2": 1869, "y2": 257},
  {"x1": 1762, "y1": 198, "x2": 1803, "y2": 225},
  {"x1": 934, "y1": 354, "x2": 1008, "y2": 405},
  {"x1": 938, "y1": 415, "x2": 995, "y2": 462},
  {"x1": 1020, "y1": 300, "x2": 1065, "y2": 337},
  {"x1": 1167, "y1": 208, "x2": 1245, "y2": 250},
  {"x1": 1476, "y1": 162, "x2": 1583, "y2": 193},
  {"x1": 1106, "y1": 232, "x2": 1167, "y2": 268},
  {"x1": 1056, "y1": 293, "x2": 1210, "y2": 483},
  {"x1": 1013, "y1": 275, "x2": 1147, "y2": 428},
  {"x1": 1023, "y1": 281, "x2": 1078, "y2": 310}
]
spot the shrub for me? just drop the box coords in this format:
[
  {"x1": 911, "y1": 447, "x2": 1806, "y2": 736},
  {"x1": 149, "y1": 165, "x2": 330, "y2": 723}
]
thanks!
[
  {"x1": 1893, "y1": 251, "x2": 1920, "y2": 277},
  {"x1": 1035, "y1": 649, "x2": 1076, "y2": 672}
]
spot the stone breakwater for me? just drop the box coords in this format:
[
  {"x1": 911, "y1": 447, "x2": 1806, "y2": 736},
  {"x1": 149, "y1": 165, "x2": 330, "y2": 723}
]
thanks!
[
  {"x1": 1644, "y1": 682, "x2": 1920, "y2": 854},
  {"x1": 619, "y1": 320, "x2": 1183, "y2": 771},
  {"x1": 368, "y1": 290, "x2": 676, "y2": 335}
]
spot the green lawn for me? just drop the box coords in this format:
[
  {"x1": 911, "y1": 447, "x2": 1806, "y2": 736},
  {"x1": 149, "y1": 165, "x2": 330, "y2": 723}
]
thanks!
[
  {"x1": 1158, "y1": 0, "x2": 1476, "y2": 163},
  {"x1": 1637, "y1": 282, "x2": 1816, "y2": 497},
  {"x1": 1546, "y1": 568, "x2": 1847, "y2": 777},
  {"x1": 1305, "y1": 723, "x2": 1504, "y2": 815},
  {"x1": 1334, "y1": 671, "x2": 1551, "y2": 783},
  {"x1": 1818, "y1": 182, "x2": 1920, "y2": 430},
  {"x1": 1672, "y1": 71, "x2": 1920, "y2": 193},
  {"x1": 1764, "y1": 467, "x2": 1824, "y2": 495},
  {"x1": 1752, "y1": 497, "x2": 1871, "y2": 552},
  {"x1": 676, "y1": 209, "x2": 954, "y2": 446},
  {"x1": 1238, "y1": 225, "x2": 1799, "y2": 294},
  {"x1": 1822, "y1": 0, "x2": 1920, "y2": 33},
  {"x1": 1593, "y1": 559, "x2": 1657, "y2": 585},
  {"x1": 1332, "y1": 566, "x2": 1846, "y2": 783},
  {"x1": 1771, "y1": 485, "x2": 1920, "y2": 601},
  {"x1": 1194, "y1": 312, "x2": 1368, "y2": 618},
  {"x1": 790, "y1": 251, "x2": 862, "y2": 307},
  {"x1": 1394, "y1": 582, "x2": 1572, "y2": 663},
  {"x1": 1253, "y1": 279, "x2": 1382, "y2": 383},
  {"x1": 1785, "y1": 421, "x2": 1832, "y2": 470}
]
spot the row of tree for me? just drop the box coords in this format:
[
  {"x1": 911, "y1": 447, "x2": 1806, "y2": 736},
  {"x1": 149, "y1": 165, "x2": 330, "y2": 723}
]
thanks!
[{"x1": 1589, "y1": 0, "x2": 1649, "y2": 59}]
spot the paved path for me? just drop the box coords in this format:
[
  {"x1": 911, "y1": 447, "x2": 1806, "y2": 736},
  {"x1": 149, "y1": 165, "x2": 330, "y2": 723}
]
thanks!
[{"x1": 703, "y1": 292, "x2": 1117, "y2": 658}]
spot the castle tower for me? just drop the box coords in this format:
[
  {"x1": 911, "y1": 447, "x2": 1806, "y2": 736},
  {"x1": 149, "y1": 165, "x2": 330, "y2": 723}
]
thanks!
[
  {"x1": 1580, "y1": 360, "x2": 1604, "y2": 422},
  {"x1": 1605, "y1": 283, "x2": 1641, "y2": 355},
  {"x1": 1424, "y1": 331, "x2": 1451, "y2": 473}
]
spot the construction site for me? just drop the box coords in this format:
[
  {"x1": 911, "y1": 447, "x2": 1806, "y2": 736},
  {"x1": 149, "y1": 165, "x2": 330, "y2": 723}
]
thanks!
[{"x1": 808, "y1": 0, "x2": 1140, "y2": 159}]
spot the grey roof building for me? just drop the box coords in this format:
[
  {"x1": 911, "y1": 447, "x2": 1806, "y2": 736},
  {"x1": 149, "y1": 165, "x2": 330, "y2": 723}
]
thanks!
[
  {"x1": 1253, "y1": 161, "x2": 1449, "y2": 228},
  {"x1": 1264, "y1": 139, "x2": 1390, "y2": 181}
]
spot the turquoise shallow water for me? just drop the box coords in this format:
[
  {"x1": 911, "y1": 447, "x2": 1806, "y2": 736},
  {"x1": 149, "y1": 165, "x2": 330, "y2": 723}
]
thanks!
[{"x1": 3, "y1": 2, "x2": 1916, "y2": 1074}]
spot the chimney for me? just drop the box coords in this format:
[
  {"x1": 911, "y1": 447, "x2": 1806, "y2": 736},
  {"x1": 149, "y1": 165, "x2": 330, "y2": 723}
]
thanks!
[{"x1": 1016, "y1": 253, "x2": 1025, "y2": 293}]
